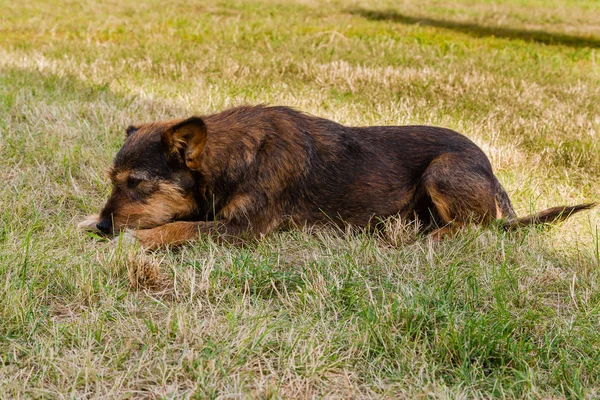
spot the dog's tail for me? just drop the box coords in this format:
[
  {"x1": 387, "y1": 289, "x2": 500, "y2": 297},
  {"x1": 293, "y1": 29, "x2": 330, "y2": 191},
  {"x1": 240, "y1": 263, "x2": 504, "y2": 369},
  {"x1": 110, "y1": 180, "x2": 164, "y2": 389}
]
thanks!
[{"x1": 502, "y1": 202, "x2": 596, "y2": 230}]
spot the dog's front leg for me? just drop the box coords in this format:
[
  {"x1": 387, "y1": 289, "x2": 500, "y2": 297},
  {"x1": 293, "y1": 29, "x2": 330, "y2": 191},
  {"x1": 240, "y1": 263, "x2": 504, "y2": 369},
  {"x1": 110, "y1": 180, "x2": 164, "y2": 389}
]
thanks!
[{"x1": 128, "y1": 220, "x2": 245, "y2": 249}]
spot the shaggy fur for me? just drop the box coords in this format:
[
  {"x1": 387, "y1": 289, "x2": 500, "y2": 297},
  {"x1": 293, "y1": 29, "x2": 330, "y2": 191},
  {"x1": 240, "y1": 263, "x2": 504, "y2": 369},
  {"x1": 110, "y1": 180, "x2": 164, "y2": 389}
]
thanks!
[{"x1": 81, "y1": 105, "x2": 595, "y2": 248}]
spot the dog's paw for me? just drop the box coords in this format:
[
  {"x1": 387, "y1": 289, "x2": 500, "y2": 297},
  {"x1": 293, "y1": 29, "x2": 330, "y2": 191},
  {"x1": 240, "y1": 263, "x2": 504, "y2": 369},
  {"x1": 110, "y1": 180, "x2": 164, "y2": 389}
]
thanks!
[
  {"x1": 122, "y1": 229, "x2": 141, "y2": 246},
  {"x1": 112, "y1": 229, "x2": 140, "y2": 247},
  {"x1": 112, "y1": 229, "x2": 162, "y2": 250},
  {"x1": 78, "y1": 215, "x2": 100, "y2": 231}
]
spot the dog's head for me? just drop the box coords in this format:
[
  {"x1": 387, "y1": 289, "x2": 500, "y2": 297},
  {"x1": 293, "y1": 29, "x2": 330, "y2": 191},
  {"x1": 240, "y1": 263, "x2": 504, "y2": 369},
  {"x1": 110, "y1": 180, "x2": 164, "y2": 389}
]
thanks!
[{"x1": 96, "y1": 117, "x2": 208, "y2": 234}]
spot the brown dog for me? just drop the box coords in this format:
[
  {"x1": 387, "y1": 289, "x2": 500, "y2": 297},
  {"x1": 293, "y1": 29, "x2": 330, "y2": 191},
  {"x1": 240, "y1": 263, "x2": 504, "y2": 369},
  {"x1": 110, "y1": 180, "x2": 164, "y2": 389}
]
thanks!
[{"x1": 79, "y1": 105, "x2": 595, "y2": 248}]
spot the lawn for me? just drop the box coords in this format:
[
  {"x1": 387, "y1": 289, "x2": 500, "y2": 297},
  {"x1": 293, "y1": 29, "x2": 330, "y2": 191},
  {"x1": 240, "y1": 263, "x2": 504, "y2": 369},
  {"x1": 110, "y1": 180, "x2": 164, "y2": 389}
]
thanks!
[{"x1": 1, "y1": 0, "x2": 599, "y2": 398}]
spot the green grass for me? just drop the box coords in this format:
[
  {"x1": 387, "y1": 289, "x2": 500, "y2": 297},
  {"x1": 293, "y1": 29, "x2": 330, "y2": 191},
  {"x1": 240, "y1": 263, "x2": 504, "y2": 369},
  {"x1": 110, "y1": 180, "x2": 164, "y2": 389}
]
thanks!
[{"x1": 1, "y1": 0, "x2": 599, "y2": 397}]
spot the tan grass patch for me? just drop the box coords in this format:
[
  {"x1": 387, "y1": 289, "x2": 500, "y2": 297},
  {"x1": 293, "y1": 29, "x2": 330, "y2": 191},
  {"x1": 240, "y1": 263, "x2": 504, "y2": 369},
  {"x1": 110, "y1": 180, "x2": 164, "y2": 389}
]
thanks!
[{"x1": 126, "y1": 249, "x2": 170, "y2": 291}]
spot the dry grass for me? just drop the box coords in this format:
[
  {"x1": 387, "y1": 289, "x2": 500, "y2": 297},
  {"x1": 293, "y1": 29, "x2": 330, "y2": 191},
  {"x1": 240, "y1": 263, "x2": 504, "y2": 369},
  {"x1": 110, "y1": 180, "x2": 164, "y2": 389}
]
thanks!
[{"x1": 1, "y1": 0, "x2": 599, "y2": 398}]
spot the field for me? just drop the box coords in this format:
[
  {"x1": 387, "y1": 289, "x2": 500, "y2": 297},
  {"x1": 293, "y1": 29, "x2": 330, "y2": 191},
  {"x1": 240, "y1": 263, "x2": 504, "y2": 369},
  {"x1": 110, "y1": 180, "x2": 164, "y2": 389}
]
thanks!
[{"x1": 1, "y1": 0, "x2": 599, "y2": 398}]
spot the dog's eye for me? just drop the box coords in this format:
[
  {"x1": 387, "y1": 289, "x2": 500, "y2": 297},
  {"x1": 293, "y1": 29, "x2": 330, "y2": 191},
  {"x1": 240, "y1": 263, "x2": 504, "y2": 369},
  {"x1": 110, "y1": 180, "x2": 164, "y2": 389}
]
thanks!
[{"x1": 127, "y1": 177, "x2": 142, "y2": 188}]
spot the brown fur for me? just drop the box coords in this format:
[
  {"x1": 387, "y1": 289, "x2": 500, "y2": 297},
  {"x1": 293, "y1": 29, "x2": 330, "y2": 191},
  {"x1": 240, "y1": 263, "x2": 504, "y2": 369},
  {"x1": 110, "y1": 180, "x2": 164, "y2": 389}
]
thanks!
[{"x1": 89, "y1": 105, "x2": 596, "y2": 248}]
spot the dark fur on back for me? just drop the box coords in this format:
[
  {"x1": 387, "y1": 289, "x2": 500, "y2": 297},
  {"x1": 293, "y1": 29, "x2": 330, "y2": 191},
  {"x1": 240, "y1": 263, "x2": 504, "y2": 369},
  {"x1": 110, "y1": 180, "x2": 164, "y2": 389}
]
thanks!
[{"x1": 89, "y1": 105, "x2": 595, "y2": 248}]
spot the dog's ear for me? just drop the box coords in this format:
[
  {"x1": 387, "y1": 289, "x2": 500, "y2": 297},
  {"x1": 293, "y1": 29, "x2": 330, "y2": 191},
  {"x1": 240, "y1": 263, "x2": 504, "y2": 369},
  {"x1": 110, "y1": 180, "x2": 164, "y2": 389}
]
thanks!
[
  {"x1": 163, "y1": 117, "x2": 207, "y2": 170},
  {"x1": 125, "y1": 125, "x2": 137, "y2": 137}
]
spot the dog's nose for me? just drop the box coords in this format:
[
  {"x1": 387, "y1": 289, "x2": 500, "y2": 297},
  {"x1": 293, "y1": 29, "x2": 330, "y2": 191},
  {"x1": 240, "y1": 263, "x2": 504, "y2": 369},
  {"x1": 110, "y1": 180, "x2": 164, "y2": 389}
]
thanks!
[{"x1": 96, "y1": 218, "x2": 112, "y2": 234}]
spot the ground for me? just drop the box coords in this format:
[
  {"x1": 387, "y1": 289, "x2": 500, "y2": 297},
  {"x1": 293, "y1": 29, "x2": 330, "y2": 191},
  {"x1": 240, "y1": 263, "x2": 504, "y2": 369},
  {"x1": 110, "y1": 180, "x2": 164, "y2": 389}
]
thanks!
[{"x1": 0, "y1": 0, "x2": 599, "y2": 398}]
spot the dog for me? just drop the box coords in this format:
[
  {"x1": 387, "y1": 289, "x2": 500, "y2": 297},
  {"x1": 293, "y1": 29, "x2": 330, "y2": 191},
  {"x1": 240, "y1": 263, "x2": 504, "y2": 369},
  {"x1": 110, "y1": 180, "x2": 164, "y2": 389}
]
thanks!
[{"x1": 79, "y1": 105, "x2": 595, "y2": 249}]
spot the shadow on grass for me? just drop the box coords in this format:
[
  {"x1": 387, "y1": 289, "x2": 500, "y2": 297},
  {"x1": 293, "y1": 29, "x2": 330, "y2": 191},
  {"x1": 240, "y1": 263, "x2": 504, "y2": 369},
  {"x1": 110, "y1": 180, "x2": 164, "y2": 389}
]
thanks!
[{"x1": 350, "y1": 8, "x2": 600, "y2": 49}]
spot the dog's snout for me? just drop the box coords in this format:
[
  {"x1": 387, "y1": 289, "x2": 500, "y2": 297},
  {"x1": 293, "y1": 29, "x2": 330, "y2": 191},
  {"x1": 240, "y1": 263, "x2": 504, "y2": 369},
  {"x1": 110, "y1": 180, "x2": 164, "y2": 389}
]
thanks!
[{"x1": 96, "y1": 218, "x2": 112, "y2": 234}]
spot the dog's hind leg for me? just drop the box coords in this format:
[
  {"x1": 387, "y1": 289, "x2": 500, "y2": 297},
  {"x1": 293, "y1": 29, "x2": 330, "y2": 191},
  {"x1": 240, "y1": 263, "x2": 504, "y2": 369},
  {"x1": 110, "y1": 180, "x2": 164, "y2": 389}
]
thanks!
[{"x1": 421, "y1": 153, "x2": 498, "y2": 240}]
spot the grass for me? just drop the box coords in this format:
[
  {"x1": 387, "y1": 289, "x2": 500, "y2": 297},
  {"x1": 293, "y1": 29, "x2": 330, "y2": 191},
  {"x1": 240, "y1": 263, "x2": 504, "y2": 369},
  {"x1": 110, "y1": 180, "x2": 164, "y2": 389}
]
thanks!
[{"x1": 0, "y1": 0, "x2": 599, "y2": 397}]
